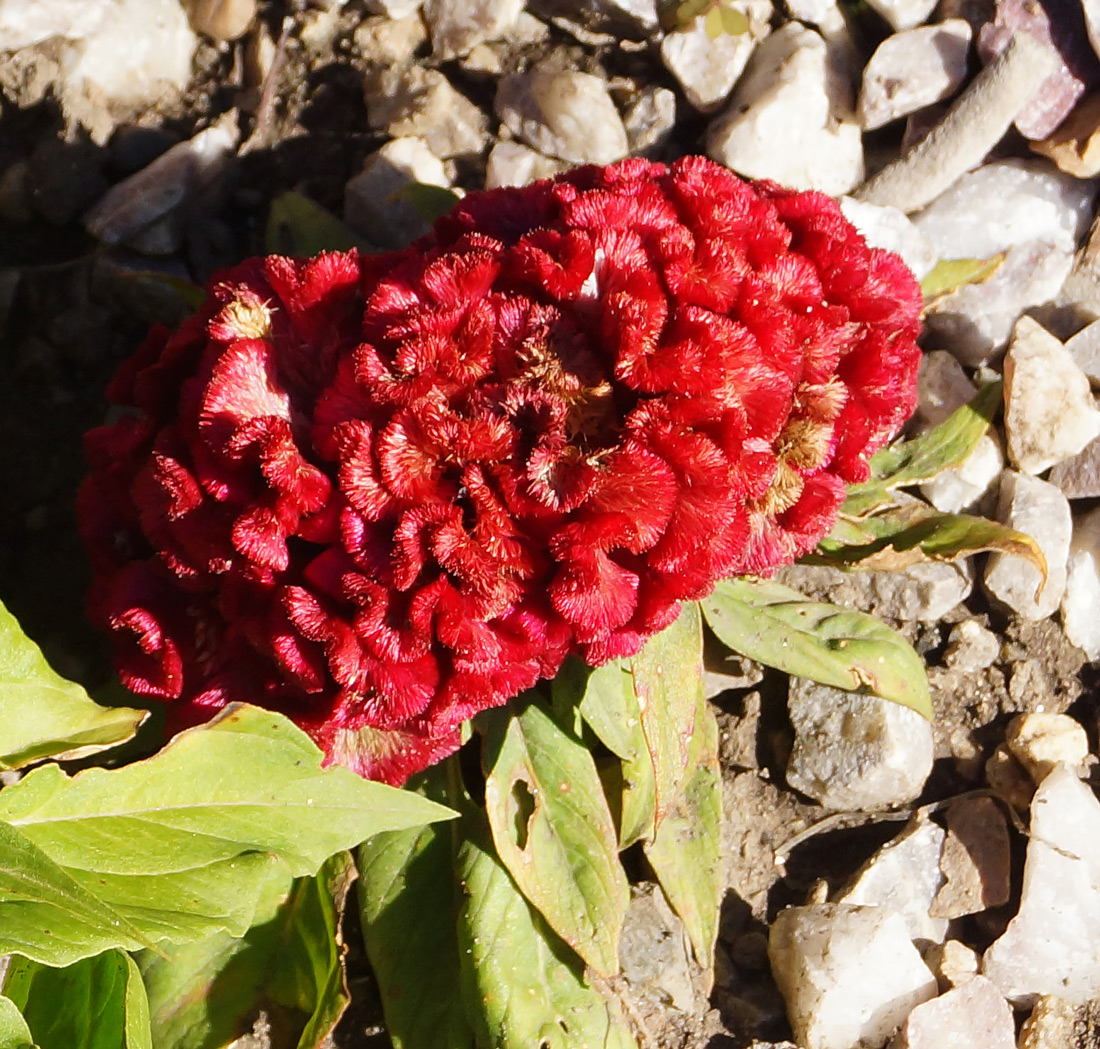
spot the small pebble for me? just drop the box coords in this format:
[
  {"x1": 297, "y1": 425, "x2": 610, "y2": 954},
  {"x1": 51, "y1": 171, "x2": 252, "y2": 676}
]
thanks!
[{"x1": 1005, "y1": 712, "x2": 1091, "y2": 784}]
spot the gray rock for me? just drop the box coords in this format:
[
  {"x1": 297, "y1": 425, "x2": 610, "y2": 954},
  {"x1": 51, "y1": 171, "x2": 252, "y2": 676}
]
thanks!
[
  {"x1": 423, "y1": 0, "x2": 523, "y2": 59},
  {"x1": 706, "y1": 23, "x2": 863, "y2": 196},
  {"x1": 834, "y1": 819, "x2": 949, "y2": 943},
  {"x1": 365, "y1": 65, "x2": 489, "y2": 158},
  {"x1": 1065, "y1": 319, "x2": 1100, "y2": 386},
  {"x1": 344, "y1": 137, "x2": 451, "y2": 249},
  {"x1": 786, "y1": 679, "x2": 935, "y2": 810},
  {"x1": 495, "y1": 70, "x2": 629, "y2": 165},
  {"x1": 526, "y1": 0, "x2": 658, "y2": 37},
  {"x1": 911, "y1": 159, "x2": 1097, "y2": 261},
  {"x1": 915, "y1": 350, "x2": 977, "y2": 427},
  {"x1": 983, "y1": 766, "x2": 1100, "y2": 1006},
  {"x1": 888, "y1": 975, "x2": 1016, "y2": 1049},
  {"x1": 1062, "y1": 507, "x2": 1100, "y2": 657},
  {"x1": 858, "y1": 21, "x2": 971, "y2": 131},
  {"x1": 1049, "y1": 436, "x2": 1100, "y2": 498},
  {"x1": 1004, "y1": 317, "x2": 1100, "y2": 475},
  {"x1": 659, "y1": 3, "x2": 769, "y2": 112},
  {"x1": 619, "y1": 884, "x2": 698, "y2": 1012},
  {"x1": 769, "y1": 904, "x2": 938, "y2": 1049},
  {"x1": 923, "y1": 241, "x2": 1075, "y2": 366},
  {"x1": 353, "y1": 12, "x2": 428, "y2": 65},
  {"x1": 930, "y1": 797, "x2": 1011, "y2": 920},
  {"x1": 838, "y1": 197, "x2": 937, "y2": 280},
  {"x1": 943, "y1": 619, "x2": 1001, "y2": 672},
  {"x1": 622, "y1": 85, "x2": 677, "y2": 152},
  {"x1": 984, "y1": 471, "x2": 1071, "y2": 620}
]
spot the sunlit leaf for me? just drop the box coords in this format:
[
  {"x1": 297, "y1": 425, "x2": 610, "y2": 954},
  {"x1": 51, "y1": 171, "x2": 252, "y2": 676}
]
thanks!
[
  {"x1": 643, "y1": 698, "x2": 722, "y2": 980},
  {"x1": 0, "y1": 597, "x2": 147, "y2": 770},
  {"x1": 266, "y1": 191, "x2": 374, "y2": 256},
  {"x1": 0, "y1": 996, "x2": 35, "y2": 1049},
  {"x1": 456, "y1": 812, "x2": 636, "y2": 1049},
  {"x1": 358, "y1": 765, "x2": 474, "y2": 1049},
  {"x1": 814, "y1": 503, "x2": 1048, "y2": 589},
  {"x1": 842, "y1": 381, "x2": 1002, "y2": 517},
  {"x1": 3, "y1": 951, "x2": 151, "y2": 1049},
  {"x1": 920, "y1": 253, "x2": 1006, "y2": 304},
  {"x1": 701, "y1": 578, "x2": 932, "y2": 719},
  {"x1": 704, "y1": 4, "x2": 724, "y2": 36},
  {"x1": 482, "y1": 699, "x2": 628, "y2": 976}
]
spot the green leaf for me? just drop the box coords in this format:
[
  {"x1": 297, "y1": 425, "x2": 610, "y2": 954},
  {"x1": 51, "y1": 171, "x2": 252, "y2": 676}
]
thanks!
[
  {"x1": 841, "y1": 381, "x2": 1003, "y2": 517},
  {"x1": 628, "y1": 601, "x2": 704, "y2": 827},
  {"x1": 358, "y1": 766, "x2": 473, "y2": 1049},
  {"x1": 3, "y1": 951, "x2": 151, "y2": 1049},
  {"x1": 456, "y1": 812, "x2": 636, "y2": 1049},
  {"x1": 0, "y1": 996, "x2": 35, "y2": 1049},
  {"x1": 920, "y1": 254, "x2": 1005, "y2": 303},
  {"x1": 704, "y1": 4, "x2": 724, "y2": 36},
  {"x1": 719, "y1": 1, "x2": 750, "y2": 33},
  {"x1": 0, "y1": 705, "x2": 455, "y2": 963},
  {"x1": 579, "y1": 660, "x2": 657, "y2": 848},
  {"x1": 387, "y1": 183, "x2": 462, "y2": 225},
  {"x1": 0, "y1": 819, "x2": 157, "y2": 966},
  {"x1": 701, "y1": 578, "x2": 932, "y2": 719},
  {"x1": 643, "y1": 700, "x2": 722, "y2": 979},
  {"x1": 139, "y1": 853, "x2": 351, "y2": 1049},
  {"x1": 266, "y1": 191, "x2": 374, "y2": 256},
  {"x1": 0, "y1": 597, "x2": 147, "y2": 769},
  {"x1": 481, "y1": 699, "x2": 628, "y2": 976},
  {"x1": 814, "y1": 503, "x2": 1049, "y2": 588}
]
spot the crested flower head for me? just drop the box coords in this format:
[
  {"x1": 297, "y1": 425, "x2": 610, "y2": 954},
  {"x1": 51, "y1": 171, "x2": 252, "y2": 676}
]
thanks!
[{"x1": 79, "y1": 156, "x2": 922, "y2": 783}]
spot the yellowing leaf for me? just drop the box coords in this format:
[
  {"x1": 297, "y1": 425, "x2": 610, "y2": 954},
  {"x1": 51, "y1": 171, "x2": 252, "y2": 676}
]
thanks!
[{"x1": 920, "y1": 253, "x2": 1006, "y2": 305}]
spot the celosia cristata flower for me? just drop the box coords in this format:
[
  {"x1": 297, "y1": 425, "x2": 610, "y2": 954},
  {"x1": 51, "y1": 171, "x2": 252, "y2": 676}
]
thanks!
[{"x1": 79, "y1": 156, "x2": 921, "y2": 783}]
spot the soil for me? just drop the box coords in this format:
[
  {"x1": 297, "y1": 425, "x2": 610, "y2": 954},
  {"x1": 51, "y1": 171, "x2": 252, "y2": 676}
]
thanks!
[{"x1": 2, "y1": 4, "x2": 1099, "y2": 1049}]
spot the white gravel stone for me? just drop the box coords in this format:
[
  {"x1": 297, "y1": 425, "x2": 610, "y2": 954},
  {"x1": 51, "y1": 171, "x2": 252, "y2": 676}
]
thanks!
[
  {"x1": 1065, "y1": 319, "x2": 1100, "y2": 386},
  {"x1": 943, "y1": 619, "x2": 1001, "y2": 673},
  {"x1": 924, "y1": 241, "x2": 1076, "y2": 366},
  {"x1": 0, "y1": 0, "x2": 111, "y2": 50},
  {"x1": 984, "y1": 471, "x2": 1072, "y2": 621},
  {"x1": 785, "y1": 679, "x2": 935, "y2": 810},
  {"x1": 1003, "y1": 317, "x2": 1100, "y2": 475},
  {"x1": 365, "y1": 66, "x2": 489, "y2": 159},
  {"x1": 864, "y1": 0, "x2": 937, "y2": 30},
  {"x1": 423, "y1": 0, "x2": 523, "y2": 59},
  {"x1": 495, "y1": 70, "x2": 629, "y2": 165},
  {"x1": 769, "y1": 904, "x2": 937, "y2": 1049},
  {"x1": 858, "y1": 21, "x2": 971, "y2": 131},
  {"x1": 924, "y1": 939, "x2": 980, "y2": 987},
  {"x1": 706, "y1": 23, "x2": 864, "y2": 196},
  {"x1": 659, "y1": 3, "x2": 769, "y2": 112},
  {"x1": 920, "y1": 433, "x2": 1003, "y2": 514},
  {"x1": 1062, "y1": 507, "x2": 1100, "y2": 658},
  {"x1": 834, "y1": 820, "x2": 948, "y2": 944},
  {"x1": 344, "y1": 137, "x2": 451, "y2": 249},
  {"x1": 983, "y1": 766, "x2": 1100, "y2": 1006},
  {"x1": 889, "y1": 975, "x2": 1016, "y2": 1049},
  {"x1": 484, "y1": 141, "x2": 567, "y2": 189},
  {"x1": 353, "y1": 13, "x2": 428, "y2": 65},
  {"x1": 1006, "y1": 713, "x2": 1091, "y2": 784},
  {"x1": 838, "y1": 198, "x2": 937, "y2": 280},
  {"x1": 622, "y1": 85, "x2": 677, "y2": 152},
  {"x1": 911, "y1": 159, "x2": 1097, "y2": 261}
]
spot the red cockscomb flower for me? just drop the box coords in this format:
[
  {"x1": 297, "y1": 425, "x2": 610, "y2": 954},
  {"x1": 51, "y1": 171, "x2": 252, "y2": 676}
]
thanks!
[{"x1": 78, "y1": 156, "x2": 922, "y2": 784}]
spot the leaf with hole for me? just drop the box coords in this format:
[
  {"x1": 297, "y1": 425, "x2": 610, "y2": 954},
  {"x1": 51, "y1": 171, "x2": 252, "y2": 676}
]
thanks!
[
  {"x1": 3, "y1": 950, "x2": 151, "y2": 1049},
  {"x1": 841, "y1": 381, "x2": 1002, "y2": 518},
  {"x1": 0, "y1": 597, "x2": 147, "y2": 770},
  {"x1": 481, "y1": 699, "x2": 628, "y2": 976},
  {"x1": 701, "y1": 578, "x2": 932, "y2": 719},
  {"x1": 456, "y1": 812, "x2": 636, "y2": 1049}
]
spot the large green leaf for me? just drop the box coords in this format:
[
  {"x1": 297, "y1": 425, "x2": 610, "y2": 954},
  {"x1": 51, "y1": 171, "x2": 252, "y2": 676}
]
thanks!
[
  {"x1": 643, "y1": 699, "x2": 723, "y2": 979},
  {"x1": 455, "y1": 813, "x2": 636, "y2": 1049},
  {"x1": 139, "y1": 854, "x2": 351, "y2": 1049},
  {"x1": 701, "y1": 578, "x2": 932, "y2": 719},
  {"x1": 0, "y1": 995, "x2": 35, "y2": 1049},
  {"x1": 481, "y1": 699, "x2": 628, "y2": 976},
  {"x1": 358, "y1": 766, "x2": 473, "y2": 1049},
  {"x1": 814, "y1": 503, "x2": 1048, "y2": 585},
  {"x1": 0, "y1": 705, "x2": 454, "y2": 963},
  {"x1": 0, "y1": 597, "x2": 147, "y2": 769},
  {"x1": 3, "y1": 951, "x2": 151, "y2": 1049},
  {"x1": 265, "y1": 192, "x2": 374, "y2": 255},
  {"x1": 841, "y1": 382, "x2": 1002, "y2": 517}
]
